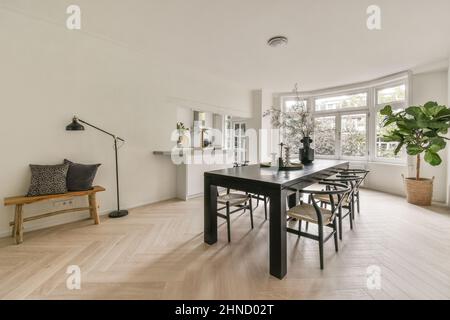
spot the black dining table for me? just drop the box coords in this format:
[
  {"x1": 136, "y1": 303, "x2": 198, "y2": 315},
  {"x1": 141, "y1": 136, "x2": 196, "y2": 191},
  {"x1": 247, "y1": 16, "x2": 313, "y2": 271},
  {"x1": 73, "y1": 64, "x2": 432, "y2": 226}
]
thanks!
[{"x1": 204, "y1": 159, "x2": 349, "y2": 279}]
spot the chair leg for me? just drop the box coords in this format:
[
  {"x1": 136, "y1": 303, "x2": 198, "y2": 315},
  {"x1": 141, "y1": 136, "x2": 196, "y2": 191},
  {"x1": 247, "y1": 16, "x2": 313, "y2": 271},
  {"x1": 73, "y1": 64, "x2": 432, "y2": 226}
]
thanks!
[
  {"x1": 356, "y1": 191, "x2": 360, "y2": 214},
  {"x1": 298, "y1": 220, "x2": 302, "y2": 238},
  {"x1": 338, "y1": 207, "x2": 343, "y2": 240},
  {"x1": 333, "y1": 218, "x2": 339, "y2": 252},
  {"x1": 318, "y1": 224, "x2": 324, "y2": 270},
  {"x1": 249, "y1": 197, "x2": 254, "y2": 229},
  {"x1": 351, "y1": 195, "x2": 356, "y2": 221},
  {"x1": 349, "y1": 204, "x2": 354, "y2": 230},
  {"x1": 226, "y1": 202, "x2": 231, "y2": 242},
  {"x1": 264, "y1": 197, "x2": 267, "y2": 220},
  {"x1": 305, "y1": 221, "x2": 309, "y2": 231}
]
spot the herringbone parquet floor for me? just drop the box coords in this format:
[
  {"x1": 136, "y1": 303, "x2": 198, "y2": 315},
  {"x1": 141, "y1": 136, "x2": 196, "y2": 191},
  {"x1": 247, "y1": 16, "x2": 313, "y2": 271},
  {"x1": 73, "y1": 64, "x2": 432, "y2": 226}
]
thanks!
[{"x1": 0, "y1": 189, "x2": 449, "y2": 300}]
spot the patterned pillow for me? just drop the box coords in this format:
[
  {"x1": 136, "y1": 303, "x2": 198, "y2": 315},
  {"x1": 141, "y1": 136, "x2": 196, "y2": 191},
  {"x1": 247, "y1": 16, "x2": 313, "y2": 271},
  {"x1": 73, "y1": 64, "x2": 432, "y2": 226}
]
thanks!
[{"x1": 27, "y1": 163, "x2": 70, "y2": 196}]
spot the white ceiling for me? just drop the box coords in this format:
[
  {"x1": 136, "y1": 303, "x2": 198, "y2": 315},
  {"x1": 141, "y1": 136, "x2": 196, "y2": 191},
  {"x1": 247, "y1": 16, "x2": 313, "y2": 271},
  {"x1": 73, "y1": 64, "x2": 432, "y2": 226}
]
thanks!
[{"x1": 2, "y1": 0, "x2": 450, "y2": 92}]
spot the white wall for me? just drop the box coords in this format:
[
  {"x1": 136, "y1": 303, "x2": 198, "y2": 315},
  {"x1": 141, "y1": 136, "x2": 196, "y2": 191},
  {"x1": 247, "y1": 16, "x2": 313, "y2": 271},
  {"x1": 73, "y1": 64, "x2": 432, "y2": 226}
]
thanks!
[
  {"x1": 0, "y1": 6, "x2": 251, "y2": 236},
  {"x1": 411, "y1": 70, "x2": 448, "y2": 202},
  {"x1": 364, "y1": 162, "x2": 408, "y2": 196}
]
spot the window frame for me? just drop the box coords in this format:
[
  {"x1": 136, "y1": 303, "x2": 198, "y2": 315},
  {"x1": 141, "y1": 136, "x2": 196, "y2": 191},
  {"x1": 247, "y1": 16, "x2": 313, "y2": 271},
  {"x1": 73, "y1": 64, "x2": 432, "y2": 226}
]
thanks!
[
  {"x1": 371, "y1": 80, "x2": 408, "y2": 163},
  {"x1": 375, "y1": 83, "x2": 407, "y2": 106},
  {"x1": 313, "y1": 114, "x2": 338, "y2": 159},
  {"x1": 313, "y1": 89, "x2": 369, "y2": 114},
  {"x1": 339, "y1": 111, "x2": 369, "y2": 161},
  {"x1": 232, "y1": 121, "x2": 247, "y2": 163},
  {"x1": 313, "y1": 110, "x2": 369, "y2": 161}
]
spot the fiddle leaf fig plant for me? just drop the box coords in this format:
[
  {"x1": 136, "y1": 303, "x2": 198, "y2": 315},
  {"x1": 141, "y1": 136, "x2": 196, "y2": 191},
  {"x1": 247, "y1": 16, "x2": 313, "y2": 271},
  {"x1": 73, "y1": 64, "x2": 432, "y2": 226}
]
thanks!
[{"x1": 380, "y1": 101, "x2": 450, "y2": 180}]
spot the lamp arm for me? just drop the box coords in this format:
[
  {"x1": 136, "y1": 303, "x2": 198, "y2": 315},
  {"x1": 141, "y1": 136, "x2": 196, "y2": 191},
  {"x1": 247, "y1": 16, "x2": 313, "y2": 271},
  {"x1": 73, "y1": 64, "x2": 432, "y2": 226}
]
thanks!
[{"x1": 77, "y1": 117, "x2": 125, "y2": 141}]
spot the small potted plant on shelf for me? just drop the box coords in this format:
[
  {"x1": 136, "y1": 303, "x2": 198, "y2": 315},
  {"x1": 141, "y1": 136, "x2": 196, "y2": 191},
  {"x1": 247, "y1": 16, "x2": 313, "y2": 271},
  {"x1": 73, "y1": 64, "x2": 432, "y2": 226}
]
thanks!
[
  {"x1": 380, "y1": 101, "x2": 450, "y2": 205},
  {"x1": 176, "y1": 122, "x2": 190, "y2": 147}
]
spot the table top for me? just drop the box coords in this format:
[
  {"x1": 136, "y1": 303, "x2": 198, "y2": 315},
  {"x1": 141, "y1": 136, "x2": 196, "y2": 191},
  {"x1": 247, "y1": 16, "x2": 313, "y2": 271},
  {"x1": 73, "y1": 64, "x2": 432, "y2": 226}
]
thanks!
[{"x1": 205, "y1": 159, "x2": 349, "y2": 186}]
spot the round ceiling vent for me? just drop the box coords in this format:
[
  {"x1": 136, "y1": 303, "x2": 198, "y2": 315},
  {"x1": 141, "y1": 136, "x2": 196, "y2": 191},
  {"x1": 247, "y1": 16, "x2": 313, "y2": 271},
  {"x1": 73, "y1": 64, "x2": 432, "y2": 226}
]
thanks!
[{"x1": 267, "y1": 36, "x2": 288, "y2": 47}]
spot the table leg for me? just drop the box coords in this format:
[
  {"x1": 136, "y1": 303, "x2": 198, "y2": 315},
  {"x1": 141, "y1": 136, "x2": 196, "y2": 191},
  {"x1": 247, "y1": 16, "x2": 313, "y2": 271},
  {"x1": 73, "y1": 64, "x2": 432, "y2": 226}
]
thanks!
[
  {"x1": 287, "y1": 192, "x2": 298, "y2": 209},
  {"x1": 269, "y1": 189, "x2": 287, "y2": 279},
  {"x1": 204, "y1": 176, "x2": 217, "y2": 245}
]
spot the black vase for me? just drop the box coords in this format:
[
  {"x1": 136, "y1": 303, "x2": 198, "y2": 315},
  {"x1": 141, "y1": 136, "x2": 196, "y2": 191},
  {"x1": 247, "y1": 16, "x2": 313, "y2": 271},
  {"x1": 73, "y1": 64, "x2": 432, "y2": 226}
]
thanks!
[{"x1": 299, "y1": 137, "x2": 314, "y2": 164}]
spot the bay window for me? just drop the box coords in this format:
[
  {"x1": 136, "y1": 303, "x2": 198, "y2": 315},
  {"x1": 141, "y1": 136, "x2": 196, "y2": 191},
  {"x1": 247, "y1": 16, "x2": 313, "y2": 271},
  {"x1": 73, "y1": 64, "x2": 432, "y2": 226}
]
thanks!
[{"x1": 281, "y1": 73, "x2": 409, "y2": 163}]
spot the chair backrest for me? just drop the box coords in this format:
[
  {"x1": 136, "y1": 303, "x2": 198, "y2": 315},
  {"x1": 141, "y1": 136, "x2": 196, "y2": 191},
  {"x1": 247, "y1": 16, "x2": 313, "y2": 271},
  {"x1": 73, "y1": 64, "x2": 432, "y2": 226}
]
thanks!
[
  {"x1": 322, "y1": 176, "x2": 364, "y2": 206},
  {"x1": 301, "y1": 182, "x2": 351, "y2": 223},
  {"x1": 337, "y1": 170, "x2": 369, "y2": 190}
]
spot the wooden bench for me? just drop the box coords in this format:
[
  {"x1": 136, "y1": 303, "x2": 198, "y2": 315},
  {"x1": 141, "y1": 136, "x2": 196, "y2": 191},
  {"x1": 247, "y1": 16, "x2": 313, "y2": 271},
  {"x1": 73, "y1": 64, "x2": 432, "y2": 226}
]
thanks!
[{"x1": 3, "y1": 186, "x2": 105, "y2": 244}]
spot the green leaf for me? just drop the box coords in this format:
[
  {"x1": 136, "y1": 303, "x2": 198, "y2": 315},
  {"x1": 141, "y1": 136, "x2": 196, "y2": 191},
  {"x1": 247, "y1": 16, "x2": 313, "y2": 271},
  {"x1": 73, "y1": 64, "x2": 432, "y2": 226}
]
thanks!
[
  {"x1": 405, "y1": 106, "x2": 424, "y2": 119},
  {"x1": 436, "y1": 107, "x2": 450, "y2": 119},
  {"x1": 394, "y1": 141, "x2": 404, "y2": 155},
  {"x1": 423, "y1": 101, "x2": 438, "y2": 109},
  {"x1": 402, "y1": 119, "x2": 421, "y2": 129},
  {"x1": 423, "y1": 130, "x2": 438, "y2": 138},
  {"x1": 428, "y1": 137, "x2": 446, "y2": 153},
  {"x1": 397, "y1": 128, "x2": 413, "y2": 135},
  {"x1": 424, "y1": 150, "x2": 442, "y2": 166},
  {"x1": 380, "y1": 105, "x2": 393, "y2": 116},
  {"x1": 406, "y1": 144, "x2": 424, "y2": 155},
  {"x1": 383, "y1": 131, "x2": 403, "y2": 142},
  {"x1": 430, "y1": 106, "x2": 446, "y2": 117},
  {"x1": 427, "y1": 120, "x2": 450, "y2": 129},
  {"x1": 383, "y1": 117, "x2": 397, "y2": 127}
]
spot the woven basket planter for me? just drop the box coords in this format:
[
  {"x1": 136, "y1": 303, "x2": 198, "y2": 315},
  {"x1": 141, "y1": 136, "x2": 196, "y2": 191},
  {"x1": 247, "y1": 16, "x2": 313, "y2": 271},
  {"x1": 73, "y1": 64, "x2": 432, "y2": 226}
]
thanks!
[{"x1": 403, "y1": 175, "x2": 434, "y2": 206}]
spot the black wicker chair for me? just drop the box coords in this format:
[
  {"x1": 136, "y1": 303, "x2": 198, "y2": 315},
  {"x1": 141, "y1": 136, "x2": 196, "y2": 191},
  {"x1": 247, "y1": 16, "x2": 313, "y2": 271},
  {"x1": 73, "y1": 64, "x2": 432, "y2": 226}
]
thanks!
[
  {"x1": 216, "y1": 189, "x2": 253, "y2": 243},
  {"x1": 286, "y1": 182, "x2": 351, "y2": 269}
]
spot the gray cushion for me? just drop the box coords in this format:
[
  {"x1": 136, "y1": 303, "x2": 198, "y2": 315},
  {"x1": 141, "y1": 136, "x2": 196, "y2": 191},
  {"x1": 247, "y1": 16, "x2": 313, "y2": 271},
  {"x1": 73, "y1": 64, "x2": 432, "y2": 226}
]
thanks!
[
  {"x1": 27, "y1": 163, "x2": 70, "y2": 196},
  {"x1": 64, "y1": 159, "x2": 101, "y2": 191}
]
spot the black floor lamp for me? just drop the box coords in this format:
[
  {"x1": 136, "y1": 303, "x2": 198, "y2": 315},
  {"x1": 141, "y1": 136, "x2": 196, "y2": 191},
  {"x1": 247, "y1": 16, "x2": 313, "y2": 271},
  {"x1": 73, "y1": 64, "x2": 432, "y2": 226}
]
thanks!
[{"x1": 66, "y1": 116, "x2": 128, "y2": 218}]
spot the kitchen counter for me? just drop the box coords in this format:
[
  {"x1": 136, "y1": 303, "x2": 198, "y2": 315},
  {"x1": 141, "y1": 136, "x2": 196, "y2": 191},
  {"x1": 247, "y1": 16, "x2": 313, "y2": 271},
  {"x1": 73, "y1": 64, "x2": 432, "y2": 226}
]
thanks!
[{"x1": 153, "y1": 148, "x2": 234, "y2": 200}]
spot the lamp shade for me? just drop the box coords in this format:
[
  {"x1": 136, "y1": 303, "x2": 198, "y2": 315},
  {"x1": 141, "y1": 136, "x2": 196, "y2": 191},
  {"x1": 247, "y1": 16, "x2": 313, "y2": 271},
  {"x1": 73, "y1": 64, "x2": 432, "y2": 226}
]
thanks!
[{"x1": 66, "y1": 117, "x2": 85, "y2": 131}]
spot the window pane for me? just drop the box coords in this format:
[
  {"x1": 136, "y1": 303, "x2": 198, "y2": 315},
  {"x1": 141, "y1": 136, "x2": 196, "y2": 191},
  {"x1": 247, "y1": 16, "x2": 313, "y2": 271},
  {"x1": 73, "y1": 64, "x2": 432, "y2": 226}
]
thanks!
[
  {"x1": 315, "y1": 93, "x2": 367, "y2": 111},
  {"x1": 341, "y1": 114, "x2": 367, "y2": 157},
  {"x1": 314, "y1": 116, "x2": 336, "y2": 156},
  {"x1": 377, "y1": 85, "x2": 406, "y2": 104},
  {"x1": 285, "y1": 100, "x2": 307, "y2": 112},
  {"x1": 376, "y1": 109, "x2": 403, "y2": 158}
]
